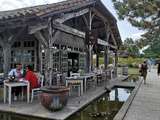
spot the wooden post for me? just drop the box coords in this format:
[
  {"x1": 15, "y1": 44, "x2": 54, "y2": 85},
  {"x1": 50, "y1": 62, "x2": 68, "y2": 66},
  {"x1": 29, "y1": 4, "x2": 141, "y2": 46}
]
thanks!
[
  {"x1": 83, "y1": 9, "x2": 95, "y2": 73},
  {"x1": 104, "y1": 33, "x2": 110, "y2": 70},
  {"x1": 104, "y1": 46, "x2": 109, "y2": 69},
  {"x1": 48, "y1": 17, "x2": 53, "y2": 85},
  {"x1": 85, "y1": 49, "x2": 90, "y2": 73},
  {"x1": 38, "y1": 43, "x2": 42, "y2": 73},
  {"x1": 115, "y1": 50, "x2": 118, "y2": 77},
  {"x1": 3, "y1": 44, "x2": 11, "y2": 77},
  {"x1": 96, "y1": 53, "x2": 99, "y2": 68}
]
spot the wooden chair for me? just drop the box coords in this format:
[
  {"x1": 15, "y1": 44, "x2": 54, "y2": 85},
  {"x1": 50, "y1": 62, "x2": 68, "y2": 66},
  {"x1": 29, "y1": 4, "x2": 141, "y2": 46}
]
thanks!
[
  {"x1": 68, "y1": 80, "x2": 81, "y2": 96},
  {"x1": 86, "y1": 75, "x2": 97, "y2": 90},
  {"x1": 31, "y1": 73, "x2": 44, "y2": 102}
]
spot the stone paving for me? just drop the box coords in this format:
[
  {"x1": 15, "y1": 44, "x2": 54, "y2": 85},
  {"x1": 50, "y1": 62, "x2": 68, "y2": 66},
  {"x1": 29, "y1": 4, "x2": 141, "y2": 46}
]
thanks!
[{"x1": 124, "y1": 68, "x2": 160, "y2": 120}]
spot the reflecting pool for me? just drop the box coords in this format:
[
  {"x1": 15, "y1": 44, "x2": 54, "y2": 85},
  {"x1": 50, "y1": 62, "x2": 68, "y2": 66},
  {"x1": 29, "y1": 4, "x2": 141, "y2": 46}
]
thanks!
[{"x1": 67, "y1": 87, "x2": 133, "y2": 120}]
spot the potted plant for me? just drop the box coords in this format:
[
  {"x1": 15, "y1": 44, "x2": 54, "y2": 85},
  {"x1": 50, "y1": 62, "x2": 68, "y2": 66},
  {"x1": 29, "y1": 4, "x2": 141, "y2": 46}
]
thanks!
[{"x1": 39, "y1": 71, "x2": 69, "y2": 111}]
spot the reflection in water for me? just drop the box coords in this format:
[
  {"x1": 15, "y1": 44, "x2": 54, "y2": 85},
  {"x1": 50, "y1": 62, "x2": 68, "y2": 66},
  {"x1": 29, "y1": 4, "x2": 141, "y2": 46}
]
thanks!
[
  {"x1": 68, "y1": 87, "x2": 132, "y2": 120},
  {"x1": 0, "y1": 112, "x2": 46, "y2": 120},
  {"x1": 110, "y1": 88, "x2": 132, "y2": 102},
  {"x1": 0, "y1": 87, "x2": 132, "y2": 120}
]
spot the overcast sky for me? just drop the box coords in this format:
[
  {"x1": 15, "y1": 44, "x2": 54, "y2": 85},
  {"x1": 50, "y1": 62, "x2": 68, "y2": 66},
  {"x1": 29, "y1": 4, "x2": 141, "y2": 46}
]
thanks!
[{"x1": 0, "y1": 0, "x2": 144, "y2": 41}]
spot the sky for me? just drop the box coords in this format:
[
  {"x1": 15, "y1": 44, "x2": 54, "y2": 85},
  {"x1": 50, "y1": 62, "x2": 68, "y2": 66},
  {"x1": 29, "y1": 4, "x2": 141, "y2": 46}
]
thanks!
[{"x1": 0, "y1": 0, "x2": 145, "y2": 41}]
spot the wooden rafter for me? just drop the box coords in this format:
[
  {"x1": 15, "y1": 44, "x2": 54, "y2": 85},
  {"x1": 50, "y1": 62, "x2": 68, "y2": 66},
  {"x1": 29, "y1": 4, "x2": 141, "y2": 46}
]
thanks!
[
  {"x1": 34, "y1": 31, "x2": 49, "y2": 48},
  {"x1": 29, "y1": 23, "x2": 47, "y2": 34},
  {"x1": 28, "y1": 21, "x2": 85, "y2": 38},
  {"x1": 55, "y1": 8, "x2": 89, "y2": 23},
  {"x1": 110, "y1": 31, "x2": 118, "y2": 47},
  {"x1": 92, "y1": 8, "x2": 109, "y2": 24},
  {"x1": 97, "y1": 38, "x2": 117, "y2": 49},
  {"x1": 52, "y1": 21, "x2": 85, "y2": 38}
]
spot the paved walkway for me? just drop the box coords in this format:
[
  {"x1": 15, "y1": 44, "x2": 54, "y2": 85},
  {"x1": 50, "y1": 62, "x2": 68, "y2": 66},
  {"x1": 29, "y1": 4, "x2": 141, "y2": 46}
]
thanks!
[{"x1": 124, "y1": 68, "x2": 160, "y2": 120}]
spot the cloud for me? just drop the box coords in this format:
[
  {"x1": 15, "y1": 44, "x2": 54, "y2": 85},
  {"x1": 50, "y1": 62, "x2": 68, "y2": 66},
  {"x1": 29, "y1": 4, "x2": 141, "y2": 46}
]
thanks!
[{"x1": 0, "y1": 0, "x2": 65, "y2": 11}]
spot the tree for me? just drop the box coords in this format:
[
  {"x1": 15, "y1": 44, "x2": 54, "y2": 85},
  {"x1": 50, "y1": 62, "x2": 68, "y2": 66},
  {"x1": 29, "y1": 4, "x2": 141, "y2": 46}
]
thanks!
[
  {"x1": 121, "y1": 38, "x2": 140, "y2": 57},
  {"x1": 112, "y1": 0, "x2": 160, "y2": 58},
  {"x1": 112, "y1": 0, "x2": 160, "y2": 32},
  {"x1": 124, "y1": 38, "x2": 134, "y2": 45}
]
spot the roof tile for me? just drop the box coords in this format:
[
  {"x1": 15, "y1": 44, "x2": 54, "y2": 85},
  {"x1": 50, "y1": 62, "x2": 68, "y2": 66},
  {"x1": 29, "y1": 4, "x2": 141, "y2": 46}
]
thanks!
[{"x1": 0, "y1": 0, "x2": 96, "y2": 20}]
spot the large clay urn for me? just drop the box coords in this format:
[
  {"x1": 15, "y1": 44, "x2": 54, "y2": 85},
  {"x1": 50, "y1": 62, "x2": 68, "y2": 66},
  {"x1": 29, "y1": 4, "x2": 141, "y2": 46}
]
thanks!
[{"x1": 39, "y1": 86, "x2": 69, "y2": 111}]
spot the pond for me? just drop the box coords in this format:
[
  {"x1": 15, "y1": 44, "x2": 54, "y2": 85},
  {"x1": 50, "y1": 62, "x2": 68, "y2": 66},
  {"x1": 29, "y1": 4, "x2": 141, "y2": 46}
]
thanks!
[
  {"x1": 0, "y1": 87, "x2": 133, "y2": 120},
  {"x1": 67, "y1": 87, "x2": 133, "y2": 120}
]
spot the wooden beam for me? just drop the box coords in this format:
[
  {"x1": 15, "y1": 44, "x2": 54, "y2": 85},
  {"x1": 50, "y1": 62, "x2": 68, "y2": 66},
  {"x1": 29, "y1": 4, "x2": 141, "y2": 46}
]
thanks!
[
  {"x1": 92, "y1": 8, "x2": 109, "y2": 24},
  {"x1": 55, "y1": 8, "x2": 89, "y2": 23},
  {"x1": 52, "y1": 21, "x2": 85, "y2": 38},
  {"x1": 92, "y1": 8, "x2": 119, "y2": 47},
  {"x1": 110, "y1": 31, "x2": 118, "y2": 47},
  {"x1": 34, "y1": 31, "x2": 49, "y2": 48},
  {"x1": 28, "y1": 23, "x2": 47, "y2": 34},
  {"x1": 9, "y1": 27, "x2": 26, "y2": 45},
  {"x1": 97, "y1": 38, "x2": 117, "y2": 49},
  {"x1": 3, "y1": 44, "x2": 11, "y2": 77},
  {"x1": 29, "y1": 21, "x2": 85, "y2": 38}
]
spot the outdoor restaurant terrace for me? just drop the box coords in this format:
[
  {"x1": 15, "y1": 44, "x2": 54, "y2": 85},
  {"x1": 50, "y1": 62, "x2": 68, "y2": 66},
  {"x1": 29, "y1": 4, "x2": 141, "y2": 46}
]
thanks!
[{"x1": 0, "y1": 0, "x2": 125, "y2": 119}]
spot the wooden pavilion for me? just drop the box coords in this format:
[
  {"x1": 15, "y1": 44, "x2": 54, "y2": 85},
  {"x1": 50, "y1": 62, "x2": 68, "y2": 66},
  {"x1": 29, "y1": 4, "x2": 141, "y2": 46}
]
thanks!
[{"x1": 0, "y1": 0, "x2": 121, "y2": 78}]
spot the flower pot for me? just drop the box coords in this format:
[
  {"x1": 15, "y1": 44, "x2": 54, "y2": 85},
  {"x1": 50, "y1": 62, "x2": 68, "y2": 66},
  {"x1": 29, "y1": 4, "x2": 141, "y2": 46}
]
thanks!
[{"x1": 39, "y1": 86, "x2": 69, "y2": 111}]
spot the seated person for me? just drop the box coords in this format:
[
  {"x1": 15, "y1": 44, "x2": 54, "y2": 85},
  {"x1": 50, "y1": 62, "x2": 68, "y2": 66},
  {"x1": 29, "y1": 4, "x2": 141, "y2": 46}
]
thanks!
[
  {"x1": 8, "y1": 63, "x2": 23, "y2": 79},
  {"x1": 25, "y1": 65, "x2": 39, "y2": 91},
  {"x1": 8, "y1": 63, "x2": 23, "y2": 100}
]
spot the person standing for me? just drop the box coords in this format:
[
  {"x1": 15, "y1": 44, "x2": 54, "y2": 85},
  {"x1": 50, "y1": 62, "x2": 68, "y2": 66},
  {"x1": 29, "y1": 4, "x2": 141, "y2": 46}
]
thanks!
[{"x1": 140, "y1": 61, "x2": 148, "y2": 84}]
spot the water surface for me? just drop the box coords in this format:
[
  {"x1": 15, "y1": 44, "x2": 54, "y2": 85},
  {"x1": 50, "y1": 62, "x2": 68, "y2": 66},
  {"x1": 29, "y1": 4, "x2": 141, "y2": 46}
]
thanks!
[{"x1": 67, "y1": 87, "x2": 133, "y2": 120}]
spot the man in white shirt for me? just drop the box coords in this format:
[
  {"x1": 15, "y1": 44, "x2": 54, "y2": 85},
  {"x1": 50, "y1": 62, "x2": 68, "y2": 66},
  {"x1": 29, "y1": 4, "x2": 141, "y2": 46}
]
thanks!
[
  {"x1": 8, "y1": 63, "x2": 23, "y2": 101},
  {"x1": 8, "y1": 63, "x2": 23, "y2": 79}
]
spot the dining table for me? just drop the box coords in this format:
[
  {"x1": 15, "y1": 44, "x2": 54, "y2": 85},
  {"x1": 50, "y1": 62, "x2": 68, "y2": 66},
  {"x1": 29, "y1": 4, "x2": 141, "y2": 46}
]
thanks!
[
  {"x1": 3, "y1": 80, "x2": 30, "y2": 105},
  {"x1": 65, "y1": 73, "x2": 96, "y2": 95}
]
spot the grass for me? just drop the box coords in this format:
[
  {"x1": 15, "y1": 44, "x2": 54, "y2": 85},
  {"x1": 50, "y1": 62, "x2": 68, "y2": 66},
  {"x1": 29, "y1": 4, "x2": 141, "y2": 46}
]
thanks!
[
  {"x1": 128, "y1": 67, "x2": 139, "y2": 75},
  {"x1": 118, "y1": 67, "x2": 139, "y2": 75},
  {"x1": 118, "y1": 57, "x2": 145, "y2": 67},
  {"x1": 94, "y1": 57, "x2": 140, "y2": 75}
]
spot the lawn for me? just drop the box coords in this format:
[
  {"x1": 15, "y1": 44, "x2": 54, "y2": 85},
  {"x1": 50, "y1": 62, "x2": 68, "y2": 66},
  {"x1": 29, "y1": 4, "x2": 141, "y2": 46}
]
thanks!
[
  {"x1": 128, "y1": 67, "x2": 139, "y2": 75},
  {"x1": 94, "y1": 57, "x2": 140, "y2": 75},
  {"x1": 118, "y1": 57, "x2": 145, "y2": 67},
  {"x1": 118, "y1": 67, "x2": 139, "y2": 75}
]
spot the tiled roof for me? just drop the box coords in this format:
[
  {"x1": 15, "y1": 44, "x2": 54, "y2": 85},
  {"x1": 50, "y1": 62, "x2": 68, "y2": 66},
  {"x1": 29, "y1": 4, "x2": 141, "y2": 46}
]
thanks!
[
  {"x1": 0, "y1": 0, "x2": 121, "y2": 46},
  {"x1": 0, "y1": 0, "x2": 96, "y2": 20}
]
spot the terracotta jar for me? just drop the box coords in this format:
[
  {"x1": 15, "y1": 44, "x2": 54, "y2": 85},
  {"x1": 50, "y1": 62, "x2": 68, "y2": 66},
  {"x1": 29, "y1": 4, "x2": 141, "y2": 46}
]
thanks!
[{"x1": 39, "y1": 86, "x2": 69, "y2": 111}]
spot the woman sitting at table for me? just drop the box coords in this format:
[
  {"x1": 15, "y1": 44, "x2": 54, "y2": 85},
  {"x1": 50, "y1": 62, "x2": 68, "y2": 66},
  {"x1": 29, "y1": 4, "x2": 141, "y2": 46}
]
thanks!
[{"x1": 25, "y1": 65, "x2": 39, "y2": 91}]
